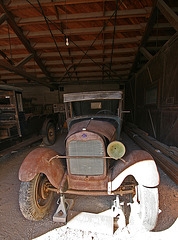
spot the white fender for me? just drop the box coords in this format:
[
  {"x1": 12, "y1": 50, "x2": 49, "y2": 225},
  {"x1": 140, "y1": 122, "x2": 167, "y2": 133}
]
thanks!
[{"x1": 108, "y1": 160, "x2": 160, "y2": 194}]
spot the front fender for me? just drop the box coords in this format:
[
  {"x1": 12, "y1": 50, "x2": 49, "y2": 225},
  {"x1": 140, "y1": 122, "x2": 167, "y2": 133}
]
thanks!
[
  {"x1": 19, "y1": 148, "x2": 65, "y2": 189},
  {"x1": 109, "y1": 150, "x2": 160, "y2": 193}
]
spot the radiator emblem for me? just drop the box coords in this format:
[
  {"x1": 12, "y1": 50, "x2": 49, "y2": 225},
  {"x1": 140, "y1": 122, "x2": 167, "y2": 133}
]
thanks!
[{"x1": 81, "y1": 134, "x2": 87, "y2": 138}]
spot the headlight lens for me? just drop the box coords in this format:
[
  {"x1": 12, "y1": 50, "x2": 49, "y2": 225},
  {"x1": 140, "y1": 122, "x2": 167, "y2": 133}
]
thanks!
[{"x1": 107, "y1": 141, "x2": 125, "y2": 160}]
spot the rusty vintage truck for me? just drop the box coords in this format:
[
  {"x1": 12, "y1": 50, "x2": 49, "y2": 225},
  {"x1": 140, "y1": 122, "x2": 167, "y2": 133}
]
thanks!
[
  {"x1": 0, "y1": 85, "x2": 60, "y2": 150},
  {"x1": 18, "y1": 91, "x2": 160, "y2": 231}
]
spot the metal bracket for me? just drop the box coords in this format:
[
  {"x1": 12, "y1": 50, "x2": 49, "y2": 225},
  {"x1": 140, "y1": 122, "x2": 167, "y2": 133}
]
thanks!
[{"x1": 53, "y1": 194, "x2": 74, "y2": 223}]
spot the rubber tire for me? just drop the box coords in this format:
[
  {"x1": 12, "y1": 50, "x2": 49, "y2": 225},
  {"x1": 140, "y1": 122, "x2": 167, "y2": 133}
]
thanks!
[
  {"x1": 43, "y1": 122, "x2": 56, "y2": 146},
  {"x1": 19, "y1": 173, "x2": 54, "y2": 221},
  {"x1": 135, "y1": 185, "x2": 159, "y2": 231}
]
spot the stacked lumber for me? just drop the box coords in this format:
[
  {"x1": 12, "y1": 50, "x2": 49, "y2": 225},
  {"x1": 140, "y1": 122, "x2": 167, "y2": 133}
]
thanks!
[{"x1": 125, "y1": 123, "x2": 178, "y2": 184}]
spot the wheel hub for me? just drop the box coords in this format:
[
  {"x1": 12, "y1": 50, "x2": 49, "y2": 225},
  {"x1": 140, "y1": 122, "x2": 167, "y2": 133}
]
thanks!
[{"x1": 39, "y1": 178, "x2": 50, "y2": 199}]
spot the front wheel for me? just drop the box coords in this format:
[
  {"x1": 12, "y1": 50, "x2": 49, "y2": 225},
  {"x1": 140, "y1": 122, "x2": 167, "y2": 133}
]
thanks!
[
  {"x1": 19, "y1": 173, "x2": 54, "y2": 221},
  {"x1": 130, "y1": 185, "x2": 159, "y2": 231}
]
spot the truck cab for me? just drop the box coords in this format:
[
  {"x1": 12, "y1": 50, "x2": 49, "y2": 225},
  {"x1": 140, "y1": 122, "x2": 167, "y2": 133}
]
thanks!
[{"x1": 0, "y1": 85, "x2": 24, "y2": 149}]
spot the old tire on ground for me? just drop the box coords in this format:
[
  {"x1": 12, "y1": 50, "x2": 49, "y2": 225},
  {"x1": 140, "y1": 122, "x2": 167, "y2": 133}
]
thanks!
[
  {"x1": 132, "y1": 185, "x2": 159, "y2": 231},
  {"x1": 43, "y1": 122, "x2": 56, "y2": 146},
  {"x1": 19, "y1": 173, "x2": 54, "y2": 221}
]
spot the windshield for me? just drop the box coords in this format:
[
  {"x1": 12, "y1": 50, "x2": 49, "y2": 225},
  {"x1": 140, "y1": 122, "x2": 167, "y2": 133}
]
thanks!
[{"x1": 71, "y1": 99, "x2": 119, "y2": 117}]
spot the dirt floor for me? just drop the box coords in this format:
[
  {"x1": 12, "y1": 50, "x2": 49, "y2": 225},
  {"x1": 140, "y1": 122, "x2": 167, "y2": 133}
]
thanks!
[{"x1": 0, "y1": 133, "x2": 177, "y2": 240}]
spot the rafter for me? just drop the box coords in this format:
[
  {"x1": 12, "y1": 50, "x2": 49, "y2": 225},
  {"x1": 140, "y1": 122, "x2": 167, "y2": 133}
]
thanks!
[
  {"x1": 0, "y1": 22, "x2": 172, "y2": 40},
  {"x1": 0, "y1": 47, "x2": 138, "y2": 60},
  {"x1": 0, "y1": 78, "x2": 126, "y2": 86},
  {"x1": 15, "y1": 53, "x2": 34, "y2": 67},
  {"x1": 16, "y1": 8, "x2": 152, "y2": 26},
  {"x1": 0, "y1": 0, "x2": 176, "y2": 87},
  {"x1": 0, "y1": 35, "x2": 171, "y2": 51},
  {"x1": 0, "y1": 64, "x2": 132, "y2": 75},
  {"x1": 102, "y1": 0, "x2": 106, "y2": 82},
  {"x1": 22, "y1": 23, "x2": 147, "y2": 38},
  {"x1": 140, "y1": 47, "x2": 153, "y2": 60},
  {"x1": 0, "y1": 1, "x2": 53, "y2": 82},
  {"x1": 7, "y1": 0, "x2": 126, "y2": 9},
  {"x1": 0, "y1": 59, "x2": 56, "y2": 89},
  {"x1": 0, "y1": 13, "x2": 7, "y2": 25},
  {"x1": 157, "y1": 0, "x2": 178, "y2": 31},
  {"x1": 129, "y1": 1, "x2": 158, "y2": 76}
]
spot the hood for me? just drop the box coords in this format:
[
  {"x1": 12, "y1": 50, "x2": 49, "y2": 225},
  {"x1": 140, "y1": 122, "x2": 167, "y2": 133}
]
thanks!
[{"x1": 66, "y1": 119, "x2": 117, "y2": 142}]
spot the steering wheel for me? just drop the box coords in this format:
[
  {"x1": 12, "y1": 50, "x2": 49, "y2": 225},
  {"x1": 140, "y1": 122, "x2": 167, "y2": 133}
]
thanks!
[{"x1": 95, "y1": 109, "x2": 115, "y2": 116}]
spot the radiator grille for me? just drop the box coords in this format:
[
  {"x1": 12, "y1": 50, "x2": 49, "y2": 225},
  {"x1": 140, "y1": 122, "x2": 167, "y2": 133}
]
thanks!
[{"x1": 68, "y1": 140, "x2": 104, "y2": 175}]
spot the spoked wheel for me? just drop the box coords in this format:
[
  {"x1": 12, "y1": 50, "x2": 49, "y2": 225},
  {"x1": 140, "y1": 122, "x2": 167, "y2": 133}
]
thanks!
[
  {"x1": 19, "y1": 173, "x2": 54, "y2": 221},
  {"x1": 43, "y1": 122, "x2": 56, "y2": 146},
  {"x1": 130, "y1": 184, "x2": 159, "y2": 231}
]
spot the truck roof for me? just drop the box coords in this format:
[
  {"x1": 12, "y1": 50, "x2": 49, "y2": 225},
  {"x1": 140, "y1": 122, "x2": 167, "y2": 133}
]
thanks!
[{"x1": 64, "y1": 91, "x2": 122, "y2": 103}]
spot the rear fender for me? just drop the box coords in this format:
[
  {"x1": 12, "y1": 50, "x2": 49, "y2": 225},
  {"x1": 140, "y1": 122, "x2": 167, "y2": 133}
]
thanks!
[
  {"x1": 19, "y1": 148, "x2": 65, "y2": 189},
  {"x1": 108, "y1": 150, "x2": 160, "y2": 193}
]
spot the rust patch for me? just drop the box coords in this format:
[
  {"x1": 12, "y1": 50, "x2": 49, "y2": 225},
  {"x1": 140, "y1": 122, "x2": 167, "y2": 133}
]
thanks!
[
  {"x1": 19, "y1": 148, "x2": 65, "y2": 189},
  {"x1": 66, "y1": 119, "x2": 116, "y2": 142}
]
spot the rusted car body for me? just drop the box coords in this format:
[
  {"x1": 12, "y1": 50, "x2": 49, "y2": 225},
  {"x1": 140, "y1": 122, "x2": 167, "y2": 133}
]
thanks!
[{"x1": 18, "y1": 91, "x2": 160, "y2": 231}]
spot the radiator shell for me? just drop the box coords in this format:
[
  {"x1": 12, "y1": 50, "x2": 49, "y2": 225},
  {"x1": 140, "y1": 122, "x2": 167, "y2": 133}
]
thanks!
[{"x1": 66, "y1": 130, "x2": 108, "y2": 191}]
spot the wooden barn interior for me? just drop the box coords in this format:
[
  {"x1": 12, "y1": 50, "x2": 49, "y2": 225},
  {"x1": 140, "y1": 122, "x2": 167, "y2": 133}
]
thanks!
[
  {"x1": 0, "y1": 0, "x2": 177, "y2": 146},
  {"x1": 0, "y1": 0, "x2": 177, "y2": 239}
]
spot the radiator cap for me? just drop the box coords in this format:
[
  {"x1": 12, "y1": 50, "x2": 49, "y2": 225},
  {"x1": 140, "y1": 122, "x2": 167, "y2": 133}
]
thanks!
[{"x1": 107, "y1": 141, "x2": 125, "y2": 160}]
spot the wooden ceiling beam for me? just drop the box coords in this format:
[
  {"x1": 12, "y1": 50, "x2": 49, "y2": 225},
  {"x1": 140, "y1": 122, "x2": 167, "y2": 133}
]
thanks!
[
  {"x1": 0, "y1": 64, "x2": 132, "y2": 75},
  {"x1": 17, "y1": 24, "x2": 147, "y2": 38},
  {"x1": 0, "y1": 1, "x2": 53, "y2": 82},
  {"x1": 140, "y1": 47, "x2": 153, "y2": 60},
  {"x1": 3, "y1": 47, "x2": 159, "y2": 60},
  {"x1": 45, "y1": 57, "x2": 135, "y2": 68},
  {"x1": 7, "y1": 0, "x2": 123, "y2": 9},
  {"x1": 157, "y1": 0, "x2": 178, "y2": 31},
  {"x1": 47, "y1": 56, "x2": 135, "y2": 64},
  {"x1": 129, "y1": 0, "x2": 158, "y2": 76},
  {"x1": 15, "y1": 53, "x2": 34, "y2": 67},
  {"x1": 4, "y1": 47, "x2": 162, "y2": 60},
  {"x1": 42, "y1": 48, "x2": 137, "y2": 57},
  {"x1": 50, "y1": 70, "x2": 129, "y2": 78},
  {"x1": 0, "y1": 23, "x2": 172, "y2": 40},
  {"x1": 0, "y1": 13, "x2": 7, "y2": 25},
  {"x1": 130, "y1": 0, "x2": 178, "y2": 77},
  {"x1": 0, "y1": 72, "x2": 128, "y2": 80},
  {"x1": 0, "y1": 37, "x2": 141, "y2": 50},
  {"x1": 17, "y1": 8, "x2": 152, "y2": 25},
  {"x1": 28, "y1": 36, "x2": 170, "y2": 48},
  {"x1": 0, "y1": 35, "x2": 169, "y2": 53},
  {"x1": 48, "y1": 65, "x2": 132, "y2": 73},
  {"x1": 0, "y1": 78, "x2": 126, "y2": 86},
  {"x1": 53, "y1": 75, "x2": 127, "y2": 81},
  {"x1": 57, "y1": 80, "x2": 127, "y2": 85},
  {"x1": 0, "y1": 59, "x2": 56, "y2": 89},
  {"x1": 0, "y1": 48, "x2": 136, "y2": 61},
  {"x1": 34, "y1": 37, "x2": 142, "y2": 48}
]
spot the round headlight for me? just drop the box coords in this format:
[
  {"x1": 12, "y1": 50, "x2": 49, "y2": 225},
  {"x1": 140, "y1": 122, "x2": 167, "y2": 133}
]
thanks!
[{"x1": 107, "y1": 141, "x2": 126, "y2": 160}]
